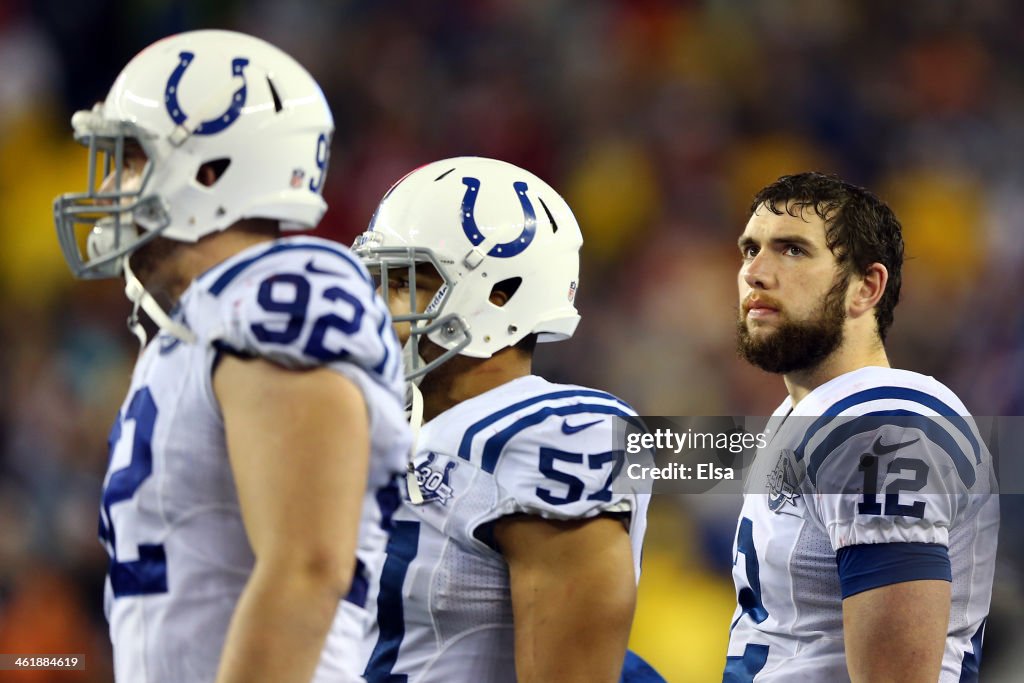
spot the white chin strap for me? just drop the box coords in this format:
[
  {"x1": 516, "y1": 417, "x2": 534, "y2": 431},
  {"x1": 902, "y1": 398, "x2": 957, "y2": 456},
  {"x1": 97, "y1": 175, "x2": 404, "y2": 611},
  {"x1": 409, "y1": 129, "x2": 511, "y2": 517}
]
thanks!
[
  {"x1": 122, "y1": 256, "x2": 197, "y2": 347},
  {"x1": 405, "y1": 381, "x2": 425, "y2": 505}
]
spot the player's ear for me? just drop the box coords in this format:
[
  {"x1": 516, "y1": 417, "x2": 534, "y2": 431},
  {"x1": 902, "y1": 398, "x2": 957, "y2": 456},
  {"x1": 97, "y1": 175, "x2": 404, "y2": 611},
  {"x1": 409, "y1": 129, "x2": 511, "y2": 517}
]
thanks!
[
  {"x1": 849, "y1": 263, "x2": 888, "y2": 319},
  {"x1": 196, "y1": 159, "x2": 230, "y2": 187},
  {"x1": 488, "y1": 277, "x2": 521, "y2": 307}
]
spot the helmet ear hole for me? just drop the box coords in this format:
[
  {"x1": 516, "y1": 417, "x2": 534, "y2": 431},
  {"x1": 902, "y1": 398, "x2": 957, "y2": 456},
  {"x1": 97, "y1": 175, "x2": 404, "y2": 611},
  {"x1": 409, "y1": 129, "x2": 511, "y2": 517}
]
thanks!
[
  {"x1": 490, "y1": 277, "x2": 522, "y2": 307},
  {"x1": 197, "y1": 158, "x2": 231, "y2": 187}
]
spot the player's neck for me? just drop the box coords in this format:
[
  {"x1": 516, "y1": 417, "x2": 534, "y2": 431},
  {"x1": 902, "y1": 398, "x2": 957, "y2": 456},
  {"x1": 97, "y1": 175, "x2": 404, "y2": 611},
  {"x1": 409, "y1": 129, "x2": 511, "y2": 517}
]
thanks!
[
  {"x1": 784, "y1": 333, "x2": 890, "y2": 406},
  {"x1": 421, "y1": 349, "x2": 532, "y2": 422},
  {"x1": 143, "y1": 229, "x2": 277, "y2": 305}
]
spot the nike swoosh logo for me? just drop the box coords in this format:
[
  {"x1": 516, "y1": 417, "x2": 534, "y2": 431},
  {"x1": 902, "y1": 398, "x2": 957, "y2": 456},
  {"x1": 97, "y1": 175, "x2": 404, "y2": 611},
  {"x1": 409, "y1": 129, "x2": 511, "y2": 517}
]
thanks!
[
  {"x1": 872, "y1": 435, "x2": 921, "y2": 455},
  {"x1": 561, "y1": 419, "x2": 602, "y2": 435},
  {"x1": 159, "y1": 335, "x2": 181, "y2": 352},
  {"x1": 305, "y1": 258, "x2": 345, "y2": 277}
]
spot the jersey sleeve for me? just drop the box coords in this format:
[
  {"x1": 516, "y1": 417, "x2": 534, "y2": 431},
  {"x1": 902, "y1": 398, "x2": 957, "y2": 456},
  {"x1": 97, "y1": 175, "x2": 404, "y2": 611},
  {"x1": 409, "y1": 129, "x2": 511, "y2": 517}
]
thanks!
[
  {"x1": 475, "y1": 409, "x2": 636, "y2": 532},
  {"x1": 204, "y1": 243, "x2": 402, "y2": 392},
  {"x1": 802, "y1": 413, "x2": 984, "y2": 598}
]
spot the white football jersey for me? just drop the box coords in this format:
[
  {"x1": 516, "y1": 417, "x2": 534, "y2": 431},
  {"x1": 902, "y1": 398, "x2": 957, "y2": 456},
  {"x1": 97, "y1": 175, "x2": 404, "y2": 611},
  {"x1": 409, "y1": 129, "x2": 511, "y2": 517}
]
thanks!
[
  {"x1": 362, "y1": 375, "x2": 650, "y2": 682},
  {"x1": 725, "y1": 367, "x2": 998, "y2": 682},
  {"x1": 98, "y1": 236, "x2": 410, "y2": 683}
]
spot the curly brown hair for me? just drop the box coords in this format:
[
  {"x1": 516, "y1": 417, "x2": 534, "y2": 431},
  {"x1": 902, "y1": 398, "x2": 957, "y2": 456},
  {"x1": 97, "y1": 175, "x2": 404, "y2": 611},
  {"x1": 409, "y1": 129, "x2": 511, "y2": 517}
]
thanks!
[{"x1": 751, "y1": 172, "x2": 904, "y2": 341}]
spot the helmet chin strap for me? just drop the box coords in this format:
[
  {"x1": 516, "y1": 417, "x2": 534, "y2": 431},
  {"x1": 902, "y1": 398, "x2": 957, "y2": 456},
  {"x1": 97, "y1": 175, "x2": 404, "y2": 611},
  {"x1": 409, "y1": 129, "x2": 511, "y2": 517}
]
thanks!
[
  {"x1": 405, "y1": 381, "x2": 425, "y2": 505},
  {"x1": 122, "y1": 255, "x2": 197, "y2": 347}
]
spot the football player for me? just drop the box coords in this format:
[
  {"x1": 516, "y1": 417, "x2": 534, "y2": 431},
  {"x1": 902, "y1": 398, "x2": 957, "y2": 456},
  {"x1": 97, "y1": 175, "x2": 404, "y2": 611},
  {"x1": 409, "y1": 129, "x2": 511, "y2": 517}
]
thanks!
[
  {"x1": 352, "y1": 157, "x2": 653, "y2": 683},
  {"x1": 726, "y1": 172, "x2": 998, "y2": 682},
  {"x1": 53, "y1": 30, "x2": 410, "y2": 683}
]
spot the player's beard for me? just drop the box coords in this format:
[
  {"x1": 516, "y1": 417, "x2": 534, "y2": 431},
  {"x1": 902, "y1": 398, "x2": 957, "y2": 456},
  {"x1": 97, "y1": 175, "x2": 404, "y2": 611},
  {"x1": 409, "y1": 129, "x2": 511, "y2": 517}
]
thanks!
[
  {"x1": 128, "y1": 235, "x2": 187, "y2": 310},
  {"x1": 736, "y1": 274, "x2": 848, "y2": 374}
]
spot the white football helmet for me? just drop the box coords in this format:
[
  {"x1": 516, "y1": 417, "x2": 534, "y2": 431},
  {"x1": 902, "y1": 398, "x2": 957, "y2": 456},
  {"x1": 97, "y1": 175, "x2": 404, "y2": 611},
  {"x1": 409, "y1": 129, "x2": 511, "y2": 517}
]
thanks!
[
  {"x1": 353, "y1": 157, "x2": 582, "y2": 380},
  {"x1": 54, "y1": 29, "x2": 334, "y2": 280}
]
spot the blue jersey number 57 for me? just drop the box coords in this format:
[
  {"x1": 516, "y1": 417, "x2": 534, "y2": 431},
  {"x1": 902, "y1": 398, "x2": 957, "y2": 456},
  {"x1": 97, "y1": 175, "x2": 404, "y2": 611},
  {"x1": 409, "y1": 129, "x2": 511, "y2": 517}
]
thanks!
[{"x1": 536, "y1": 448, "x2": 623, "y2": 505}]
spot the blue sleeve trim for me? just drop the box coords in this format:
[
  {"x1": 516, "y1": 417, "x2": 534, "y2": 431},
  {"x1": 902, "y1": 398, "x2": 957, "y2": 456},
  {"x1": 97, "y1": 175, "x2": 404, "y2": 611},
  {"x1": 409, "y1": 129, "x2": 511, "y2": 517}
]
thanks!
[
  {"x1": 457, "y1": 389, "x2": 634, "y2": 463},
  {"x1": 836, "y1": 542, "x2": 951, "y2": 599},
  {"x1": 208, "y1": 242, "x2": 370, "y2": 295},
  {"x1": 805, "y1": 410, "x2": 976, "y2": 487},
  {"x1": 794, "y1": 386, "x2": 981, "y2": 465},
  {"x1": 211, "y1": 339, "x2": 254, "y2": 369},
  {"x1": 479, "y1": 403, "x2": 637, "y2": 473}
]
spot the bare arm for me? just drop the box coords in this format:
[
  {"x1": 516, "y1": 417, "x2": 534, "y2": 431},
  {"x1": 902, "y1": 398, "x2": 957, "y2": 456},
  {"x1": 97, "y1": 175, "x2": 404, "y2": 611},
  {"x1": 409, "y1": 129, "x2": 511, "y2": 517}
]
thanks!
[
  {"x1": 495, "y1": 514, "x2": 636, "y2": 683},
  {"x1": 843, "y1": 579, "x2": 951, "y2": 683},
  {"x1": 213, "y1": 356, "x2": 370, "y2": 683}
]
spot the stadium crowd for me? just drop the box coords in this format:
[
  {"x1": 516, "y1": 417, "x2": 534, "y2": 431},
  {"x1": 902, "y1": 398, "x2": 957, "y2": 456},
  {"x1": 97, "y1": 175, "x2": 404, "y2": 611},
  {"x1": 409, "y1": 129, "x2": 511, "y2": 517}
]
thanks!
[{"x1": 1, "y1": 1, "x2": 1021, "y2": 680}]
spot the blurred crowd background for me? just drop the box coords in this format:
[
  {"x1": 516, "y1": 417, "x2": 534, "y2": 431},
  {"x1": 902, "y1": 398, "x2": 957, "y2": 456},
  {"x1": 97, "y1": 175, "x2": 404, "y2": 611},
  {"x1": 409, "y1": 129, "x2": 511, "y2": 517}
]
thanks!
[{"x1": 2, "y1": 0, "x2": 1022, "y2": 680}]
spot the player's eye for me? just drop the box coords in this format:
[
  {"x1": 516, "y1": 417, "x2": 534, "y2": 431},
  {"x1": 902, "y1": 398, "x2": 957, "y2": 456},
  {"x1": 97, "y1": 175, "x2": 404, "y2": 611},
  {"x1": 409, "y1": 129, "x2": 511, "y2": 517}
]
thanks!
[
  {"x1": 783, "y1": 244, "x2": 805, "y2": 256},
  {"x1": 741, "y1": 245, "x2": 758, "y2": 259},
  {"x1": 124, "y1": 139, "x2": 147, "y2": 163}
]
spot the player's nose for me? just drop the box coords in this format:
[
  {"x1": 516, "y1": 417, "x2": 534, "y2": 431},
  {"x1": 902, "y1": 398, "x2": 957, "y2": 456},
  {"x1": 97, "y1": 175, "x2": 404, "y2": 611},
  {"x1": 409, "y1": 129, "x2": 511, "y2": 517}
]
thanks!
[
  {"x1": 96, "y1": 163, "x2": 144, "y2": 205},
  {"x1": 741, "y1": 252, "x2": 775, "y2": 290},
  {"x1": 96, "y1": 171, "x2": 117, "y2": 205}
]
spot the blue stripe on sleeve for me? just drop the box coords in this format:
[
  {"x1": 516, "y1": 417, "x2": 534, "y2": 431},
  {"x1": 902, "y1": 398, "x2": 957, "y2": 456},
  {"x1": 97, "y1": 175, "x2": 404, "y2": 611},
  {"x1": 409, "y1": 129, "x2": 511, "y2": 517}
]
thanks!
[
  {"x1": 794, "y1": 386, "x2": 980, "y2": 465},
  {"x1": 836, "y1": 542, "x2": 951, "y2": 599},
  {"x1": 806, "y1": 410, "x2": 976, "y2": 487},
  {"x1": 457, "y1": 389, "x2": 634, "y2": 462},
  {"x1": 479, "y1": 403, "x2": 636, "y2": 473},
  {"x1": 209, "y1": 242, "x2": 371, "y2": 295}
]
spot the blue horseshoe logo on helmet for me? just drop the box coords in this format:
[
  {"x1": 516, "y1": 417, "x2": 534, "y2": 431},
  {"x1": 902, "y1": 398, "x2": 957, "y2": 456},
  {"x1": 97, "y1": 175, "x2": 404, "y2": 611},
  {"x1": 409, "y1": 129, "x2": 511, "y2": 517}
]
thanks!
[
  {"x1": 461, "y1": 177, "x2": 537, "y2": 258},
  {"x1": 165, "y1": 51, "x2": 250, "y2": 135}
]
